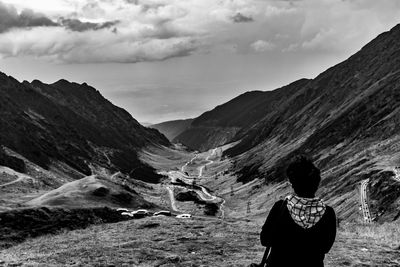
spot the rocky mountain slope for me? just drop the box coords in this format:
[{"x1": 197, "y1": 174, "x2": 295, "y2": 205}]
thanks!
[
  {"x1": 174, "y1": 24, "x2": 400, "y2": 222},
  {"x1": 174, "y1": 79, "x2": 309, "y2": 151},
  {"x1": 0, "y1": 72, "x2": 169, "y2": 184},
  {"x1": 150, "y1": 118, "x2": 194, "y2": 141}
]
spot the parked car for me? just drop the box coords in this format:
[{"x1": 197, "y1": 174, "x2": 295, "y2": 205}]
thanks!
[
  {"x1": 131, "y1": 209, "x2": 151, "y2": 218},
  {"x1": 117, "y1": 208, "x2": 129, "y2": 212},
  {"x1": 121, "y1": 212, "x2": 134, "y2": 217},
  {"x1": 176, "y1": 213, "x2": 191, "y2": 219},
  {"x1": 154, "y1": 210, "x2": 171, "y2": 217}
]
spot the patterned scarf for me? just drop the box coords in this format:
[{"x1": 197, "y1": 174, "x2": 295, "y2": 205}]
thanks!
[{"x1": 286, "y1": 194, "x2": 326, "y2": 229}]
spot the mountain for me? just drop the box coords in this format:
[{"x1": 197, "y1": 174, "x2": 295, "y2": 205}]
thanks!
[
  {"x1": 150, "y1": 118, "x2": 194, "y2": 141},
  {"x1": 140, "y1": 122, "x2": 154, "y2": 127},
  {"x1": 174, "y1": 80, "x2": 309, "y2": 151},
  {"x1": 0, "y1": 73, "x2": 170, "y2": 184},
  {"x1": 174, "y1": 24, "x2": 400, "y2": 222}
]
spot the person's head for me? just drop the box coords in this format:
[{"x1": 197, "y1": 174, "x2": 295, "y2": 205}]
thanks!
[{"x1": 286, "y1": 155, "x2": 321, "y2": 198}]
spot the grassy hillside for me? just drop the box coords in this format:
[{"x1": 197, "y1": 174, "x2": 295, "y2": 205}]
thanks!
[
  {"x1": 26, "y1": 175, "x2": 155, "y2": 209},
  {"x1": 0, "y1": 216, "x2": 398, "y2": 266},
  {"x1": 170, "y1": 24, "x2": 400, "y2": 222},
  {"x1": 0, "y1": 72, "x2": 169, "y2": 184},
  {"x1": 174, "y1": 79, "x2": 309, "y2": 151}
]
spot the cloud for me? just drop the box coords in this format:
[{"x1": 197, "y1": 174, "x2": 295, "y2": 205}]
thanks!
[
  {"x1": 0, "y1": 0, "x2": 201, "y2": 63},
  {"x1": 280, "y1": 0, "x2": 400, "y2": 53},
  {"x1": 231, "y1": 12, "x2": 254, "y2": 23},
  {"x1": 60, "y1": 37, "x2": 198, "y2": 63},
  {"x1": 0, "y1": 2, "x2": 57, "y2": 33},
  {"x1": 0, "y1": 1, "x2": 120, "y2": 34},
  {"x1": 59, "y1": 18, "x2": 119, "y2": 32},
  {"x1": 81, "y1": 2, "x2": 106, "y2": 18},
  {"x1": 1, "y1": 0, "x2": 400, "y2": 64},
  {"x1": 0, "y1": 26, "x2": 198, "y2": 63},
  {"x1": 124, "y1": 0, "x2": 139, "y2": 4},
  {"x1": 250, "y1": 40, "x2": 275, "y2": 52}
]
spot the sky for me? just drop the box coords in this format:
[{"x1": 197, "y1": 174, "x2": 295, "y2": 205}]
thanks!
[{"x1": 1, "y1": 0, "x2": 400, "y2": 124}]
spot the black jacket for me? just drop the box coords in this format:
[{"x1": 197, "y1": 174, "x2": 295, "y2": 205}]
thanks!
[{"x1": 260, "y1": 200, "x2": 336, "y2": 267}]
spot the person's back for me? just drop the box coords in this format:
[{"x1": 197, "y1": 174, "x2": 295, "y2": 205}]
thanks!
[{"x1": 259, "y1": 155, "x2": 336, "y2": 267}]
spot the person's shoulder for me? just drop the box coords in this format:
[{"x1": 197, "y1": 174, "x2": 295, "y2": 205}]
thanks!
[
  {"x1": 265, "y1": 199, "x2": 286, "y2": 221},
  {"x1": 325, "y1": 205, "x2": 335, "y2": 214},
  {"x1": 324, "y1": 205, "x2": 337, "y2": 220},
  {"x1": 270, "y1": 199, "x2": 286, "y2": 212},
  {"x1": 273, "y1": 199, "x2": 286, "y2": 208}
]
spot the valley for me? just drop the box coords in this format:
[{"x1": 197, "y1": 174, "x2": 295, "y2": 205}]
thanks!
[
  {"x1": 1, "y1": 22, "x2": 400, "y2": 267},
  {"x1": 0, "y1": 144, "x2": 399, "y2": 266}
]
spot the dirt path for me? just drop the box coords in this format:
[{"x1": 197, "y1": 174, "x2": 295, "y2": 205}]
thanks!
[
  {"x1": 360, "y1": 179, "x2": 372, "y2": 223},
  {"x1": 219, "y1": 199, "x2": 226, "y2": 219},
  {"x1": 166, "y1": 186, "x2": 179, "y2": 212},
  {"x1": 0, "y1": 167, "x2": 35, "y2": 188},
  {"x1": 103, "y1": 151, "x2": 112, "y2": 166}
]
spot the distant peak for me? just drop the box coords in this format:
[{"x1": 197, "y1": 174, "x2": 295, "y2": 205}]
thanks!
[
  {"x1": 53, "y1": 79, "x2": 71, "y2": 85},
  {"x1": 31, "y1": 79, "x2": 44, "y2": 85}
]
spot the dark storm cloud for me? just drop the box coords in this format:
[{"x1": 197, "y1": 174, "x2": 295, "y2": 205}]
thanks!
[
  {"x1": 59, "y1": 18, "x2": 120, "y2": 32},
  {"x1": 231, "y1": 12, "x2": 254, "y2": 23},
  {"x1": 0, "y1": 1, "x2": 118, "y2": 34},
  {"x1": 0, "y1": 2, "x2": 57, "y2": 33}
]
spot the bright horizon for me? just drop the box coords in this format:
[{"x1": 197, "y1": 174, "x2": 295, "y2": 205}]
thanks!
[{"x1": 1, "y1": 0, "x2": 400, "y2": 124}]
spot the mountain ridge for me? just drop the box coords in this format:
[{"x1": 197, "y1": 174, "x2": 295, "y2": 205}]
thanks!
[
  {"x1": 0, "y1": 72, "x2": 170, "y2": 184},
  {"x1": 150, "y1": 118, "x2": 194, "y2": 141},
  {"x1": 170, "y1": 23, "x2": 400, "y2": 222}
]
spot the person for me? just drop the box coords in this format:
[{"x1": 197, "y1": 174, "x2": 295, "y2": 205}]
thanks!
[{"x1": 256, "y1": 155, "x2": 336, "y2": 267}]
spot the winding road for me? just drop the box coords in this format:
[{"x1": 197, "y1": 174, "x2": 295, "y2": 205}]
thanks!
[
  {"x1": 198, "y1": 148, "x2": 217, "y2": 177},
  {"x1": 111, "y1": 171, "x2": 121, "y2": 179},
  {"x1": 181, "y1": 155, "x2": 197, "y2": 173},
  {"x1": 166, "y1": 148, "x2": 225, "y2": 218},
  {"x1": 360, "y1": 179, "x2": 372, "y2": 223},
  {"x1": 359, "y1": 165, "x2": 400, "y2": 223},
  {"x1": 0, "y1": 167, "x2": 35, "y2": 188}
]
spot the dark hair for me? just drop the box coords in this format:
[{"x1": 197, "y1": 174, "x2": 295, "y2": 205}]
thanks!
[{"x1": 286, "y1": 155, "x2": 321, "y2": 198}]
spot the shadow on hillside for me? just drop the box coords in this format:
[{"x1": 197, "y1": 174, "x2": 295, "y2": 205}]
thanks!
[{"x1": 0, "y1": 207, "x2": 131, "y2": 249}]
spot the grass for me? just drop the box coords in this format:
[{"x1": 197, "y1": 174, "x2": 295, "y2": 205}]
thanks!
[
  {"x1": 1, "y1": 216, "x2": 399, "y2": 267},
  {"x1": 0, "y1": 216, "x2": 264, "y2": 266},
  {"x1": 326, "y1": 222, "x2": 400, "y2": 267},
  {"x1": 340, "y1": 222, "x2": 400, "y2": 249},
  {"x1": 1, "y1": 144, "x2": 399, "y2": 266}
]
